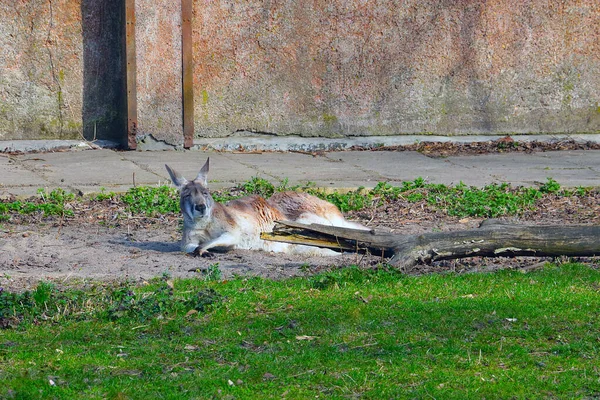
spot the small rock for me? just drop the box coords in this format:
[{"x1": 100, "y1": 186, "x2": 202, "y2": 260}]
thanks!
[{"x1": 262, "y1": 372, "x2": 276, "y2": 381}]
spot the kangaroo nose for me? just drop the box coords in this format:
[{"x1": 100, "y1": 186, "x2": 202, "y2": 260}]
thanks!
[{"x1": 194, "y1": 204, "x2": 206, "y2": 213}]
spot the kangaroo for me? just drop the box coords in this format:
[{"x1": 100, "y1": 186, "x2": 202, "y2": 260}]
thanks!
[{"x1": 165, "y1": 158, "x2": 368, "y2": 256}]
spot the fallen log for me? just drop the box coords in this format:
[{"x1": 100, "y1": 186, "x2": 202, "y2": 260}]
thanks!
[{"x1": 260, "y1": 220, "x2": 600, "y2": 269}]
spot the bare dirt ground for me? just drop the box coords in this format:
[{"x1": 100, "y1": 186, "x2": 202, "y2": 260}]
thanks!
[
  {"x1": 2, "y1": 190, "x2": 598, "y2": 291},
  {"x1": 2, "y1": 142, "x2": 599, "y2": 291}
]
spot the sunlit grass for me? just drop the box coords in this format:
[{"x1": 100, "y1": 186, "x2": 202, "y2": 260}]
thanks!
[{"x1": 2, "y1": 263, "x2": 600, "y2": 398}]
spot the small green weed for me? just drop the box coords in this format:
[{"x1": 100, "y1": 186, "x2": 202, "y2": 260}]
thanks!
[
  {"x1": 185, "y1": 287, "x2": 221, "y2": 311},
  {"x1": 496, "y1": 140, "x2": 519, "y2": 150},
  {"x1": 0, "y1": 188, "x2": 75, "y2": 219},
  {"x1": 41, "y1": 187, "x2": 75, "y2": 204},
  {"x1": 308, "y1": 187, "x2": 372, "y2": 212},
  {"x1": 211, "y1": 191, "x2": 239, "y2": 203},
  {"x1": 213, "y1": 177, "x2": 294, "y2": 203},
  {"x1": 241, "y1": 176, "x2": 277, "y2": 198},
  {"x1": 203, "y1": 263, "x2": 222, "y2": 281},
  {"x1": 370, "y1": 178, "x2": 427, "y2": 204},
  {"x1": 239, "y1": 177, "x2": 296, "y2": 197},
  {"x1": 539, "y1": 177, "x2": 561, "y2": 194},
  {"x1": 120, "y1": 185, "x2": 179, "y2": 216},
  {"x1": 562, "y1": 185, "x2": 591, "y2": 197},
  {"x1": 426, "y1": 182, "x2": 544, "y2": 218},
  {"x1": 93, "y1": 187, "x2": 117, "y2": 201},
  {"x1": 32, "y1": 280, "x2": 55, "y2": 306}
]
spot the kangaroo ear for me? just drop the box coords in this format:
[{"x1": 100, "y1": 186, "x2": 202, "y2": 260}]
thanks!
[
  {"x1": 194, "y1": 158, "x2": 209, "y2": 186},
  {"x1": 165, "y1": 164, "x2": 188, "y2": 190}
]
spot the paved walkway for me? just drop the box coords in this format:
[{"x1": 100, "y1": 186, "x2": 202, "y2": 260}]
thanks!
[{"x1": 1, "y1": 147, "x2": 599, "y2": 198}]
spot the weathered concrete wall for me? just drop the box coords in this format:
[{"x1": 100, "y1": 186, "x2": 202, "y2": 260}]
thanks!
[
  {"x1": 193, "y1": 0, "x2": 600, "y2": 138},
  {"x1": 0, "y1": 0, "x2": 82, "y2": 140},
  {"x1": 2, "y1": 0, "x2": 599, "y2": 143},
  {"x1": 0, "y1": 0, "x2": 125, "y2": 144},
  {"x1": 135, "y1": 0, "x2": 183, "y2": 146}
]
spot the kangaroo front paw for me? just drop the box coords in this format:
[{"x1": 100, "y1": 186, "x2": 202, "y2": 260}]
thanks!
[{"x1": 188, "y1": 248, "x2": 215, "y2": 258}]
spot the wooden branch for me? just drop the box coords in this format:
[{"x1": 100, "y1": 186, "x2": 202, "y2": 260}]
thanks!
[
  {"x1": 260, "y1": 221, "x2": 396, "y2": 257},
  {"x1": 261, "y1": 220, "x2": 600, "y2": 269}
]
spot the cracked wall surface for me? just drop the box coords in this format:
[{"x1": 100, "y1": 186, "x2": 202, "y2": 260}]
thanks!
[{"x1": 193, "y1": 0, "x2": 600, "y2": 138}]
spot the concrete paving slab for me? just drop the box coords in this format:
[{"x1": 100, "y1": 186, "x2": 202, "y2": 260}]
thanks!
[
  {"x1": 532, "y1": 150, "x2": 600, "y2": 171},
  {"x1": 1, "y1": 147, "x2": 599, "y2": 199},
  {"x1": 220, "y1": 152, "x2": 377, "y2": 186},
  {"x1": 15, "y1": 150, "x2": 160, "y2": 187},
  {"x1": 486, "y1": 170, "x2": 599, "y2": 188},
  {"x1": 0, "y1": 154, "x2": 50, "y2": 187},
  {"x1": 120, "y1": 151, "x2": 259, "y2": 186},
  {"x1": 324, "y1": 151, "x2": 490, "y2": 186},
  {"x1": 72, "y1": 184, "x2": 150, "y2": 197},
  {"x1": 0, "y1": 186, "x2": 56, "y2": 200},
  {"x1": 52, "y1": 184, "x2": 233, "y2": 198},
  {"x1": 448, "y1": 152, "x2": 581, "y2": 169},
  {"x1": 447, "y1": 152, "x2": 600, "y2": 187}
]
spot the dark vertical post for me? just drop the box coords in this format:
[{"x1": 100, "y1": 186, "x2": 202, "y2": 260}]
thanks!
[
  {"x1": 125, "y1": 0, "x2": 138, "y2": 150},
  {"x1": 182, "y1": 0, "x2": 194, "y2": 149}
]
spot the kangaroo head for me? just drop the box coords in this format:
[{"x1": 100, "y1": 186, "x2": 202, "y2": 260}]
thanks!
[{"x1": 165, "y1": 158, "x2": 214, "y2": 222}]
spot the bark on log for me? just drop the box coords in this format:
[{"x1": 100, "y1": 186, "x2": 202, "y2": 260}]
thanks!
[{"x1": 260, "y1": 221, "x2": 600, "y2": 269}]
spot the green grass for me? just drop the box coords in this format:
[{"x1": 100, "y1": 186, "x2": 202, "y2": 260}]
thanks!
[
  {"x1": 0, "y1": 177, "x2": 595, "y2": 220},
  {"x1": 1, "y1": 263, "x2": 600, "y2": 398}
]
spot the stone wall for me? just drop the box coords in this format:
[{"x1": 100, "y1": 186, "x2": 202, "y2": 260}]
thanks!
[{"x1": 193, "y1": 0, "x2": 600, "y2": 138}]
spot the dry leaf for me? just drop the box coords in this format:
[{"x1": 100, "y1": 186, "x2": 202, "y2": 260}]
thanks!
[{"x1": 185, "y1": 309, "x2": 198, "y2": 317}]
